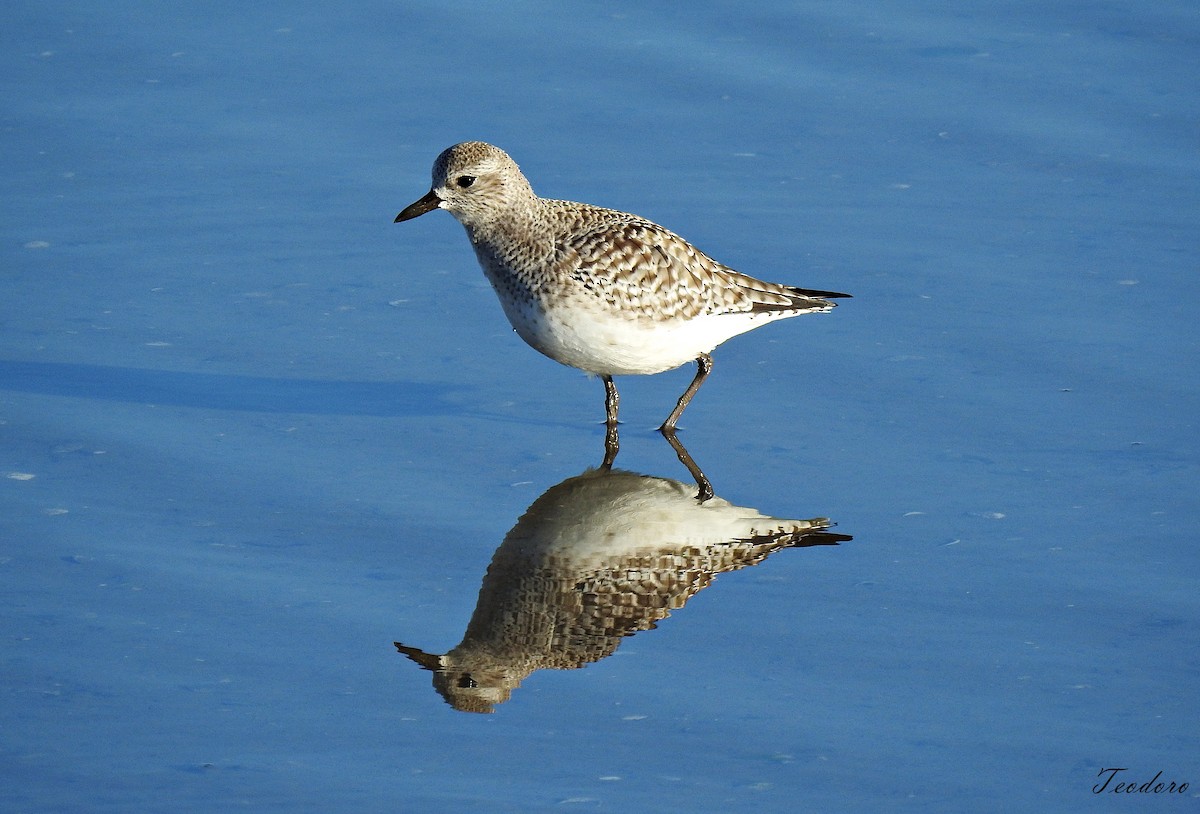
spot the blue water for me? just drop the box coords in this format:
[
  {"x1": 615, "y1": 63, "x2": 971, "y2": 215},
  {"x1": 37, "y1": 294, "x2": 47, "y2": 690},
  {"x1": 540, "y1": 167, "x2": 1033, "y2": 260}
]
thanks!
[{"x1": 3, "y1": 2, "x2": 1198, "y2": 812}]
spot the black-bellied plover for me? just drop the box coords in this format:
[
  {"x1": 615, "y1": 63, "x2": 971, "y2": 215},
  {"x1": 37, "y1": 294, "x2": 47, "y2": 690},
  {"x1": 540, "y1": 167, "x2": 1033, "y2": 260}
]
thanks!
[{"x1": 395, "y1": 141, "x2": 850, "y2": 430}]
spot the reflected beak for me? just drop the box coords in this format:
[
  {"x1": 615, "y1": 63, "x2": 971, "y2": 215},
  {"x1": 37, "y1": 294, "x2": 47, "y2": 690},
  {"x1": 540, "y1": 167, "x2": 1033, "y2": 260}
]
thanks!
[
  {"x1": 394, "y1": 189, "x2": 442, "y2": 223},
  {"x1": 394, "y1": 641, "x2": 446, "y2": 671}
]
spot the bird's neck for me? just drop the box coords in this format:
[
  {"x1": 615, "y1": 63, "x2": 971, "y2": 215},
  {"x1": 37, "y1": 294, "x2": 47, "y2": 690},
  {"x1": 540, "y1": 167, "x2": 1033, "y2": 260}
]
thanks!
[{"x1": 464, "y1": 197, "x2": 556, "y2": 277}]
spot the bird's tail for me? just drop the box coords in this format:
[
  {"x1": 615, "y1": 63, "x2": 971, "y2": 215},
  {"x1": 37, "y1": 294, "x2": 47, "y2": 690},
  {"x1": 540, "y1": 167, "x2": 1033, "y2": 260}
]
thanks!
[
  {"x1": 789, "y1": 286, "x2": 852, "y2": 300},
  {"x1": 749, "y1": 285, "x2": 850, "y2": 314}
]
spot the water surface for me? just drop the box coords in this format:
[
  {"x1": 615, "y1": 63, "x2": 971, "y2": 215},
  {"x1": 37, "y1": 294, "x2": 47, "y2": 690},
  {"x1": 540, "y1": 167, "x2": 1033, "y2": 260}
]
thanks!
[{"x1": 3, "y1": 2, "x2": 1197, "y2": 811}]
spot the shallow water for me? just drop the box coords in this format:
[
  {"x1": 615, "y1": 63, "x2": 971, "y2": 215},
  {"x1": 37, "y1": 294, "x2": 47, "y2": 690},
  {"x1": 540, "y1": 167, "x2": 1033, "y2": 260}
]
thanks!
[{"x1": 3, "y1": 2, "x2": 1198, "y2": 812}]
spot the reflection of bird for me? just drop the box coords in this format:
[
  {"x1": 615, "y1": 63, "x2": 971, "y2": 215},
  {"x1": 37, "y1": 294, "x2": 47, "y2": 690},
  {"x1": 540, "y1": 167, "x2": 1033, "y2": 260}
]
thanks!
[
  {"x1": 396, "y1": 467, "x2": 849, "y2": 713},
  {"x1": 395, "y1": 141, "x2": 850, "y2": 430}
]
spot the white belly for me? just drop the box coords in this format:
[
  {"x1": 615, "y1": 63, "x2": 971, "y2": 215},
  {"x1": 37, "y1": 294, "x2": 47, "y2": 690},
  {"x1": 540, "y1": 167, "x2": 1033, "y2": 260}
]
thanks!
[{"x1": 496, "y1": 293, "x2": 782, "y2": 376}]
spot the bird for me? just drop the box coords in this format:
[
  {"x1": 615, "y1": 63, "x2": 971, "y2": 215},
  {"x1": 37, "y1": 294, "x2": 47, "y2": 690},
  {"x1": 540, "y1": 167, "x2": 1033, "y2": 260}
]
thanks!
[{"x1": 394, "y1": 141, "x2": 850, "y2": 430}]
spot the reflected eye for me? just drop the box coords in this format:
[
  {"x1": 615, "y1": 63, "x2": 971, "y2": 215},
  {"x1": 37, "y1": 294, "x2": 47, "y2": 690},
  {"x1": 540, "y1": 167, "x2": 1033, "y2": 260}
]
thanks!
[{"x1": 455, "y1": 175, "x2": 476, "y2": 188}]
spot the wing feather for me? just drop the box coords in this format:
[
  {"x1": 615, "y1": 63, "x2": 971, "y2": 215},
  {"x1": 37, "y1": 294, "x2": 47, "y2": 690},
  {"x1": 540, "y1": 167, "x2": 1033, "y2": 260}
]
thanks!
[{"x1": 548, "y1": 201, "x2": 844, "y2": 321}]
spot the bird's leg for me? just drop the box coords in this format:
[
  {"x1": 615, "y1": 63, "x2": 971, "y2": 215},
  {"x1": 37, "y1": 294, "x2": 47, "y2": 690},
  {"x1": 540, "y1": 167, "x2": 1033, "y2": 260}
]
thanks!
[
  {"x1": 660, "y1": 426, "x2": 714, "y2": 502},
  {"x1": 659, "y1": 353, "x2": 713, "y2": 431},
  {"x1": 603, "y1": 375, "x2": 620, "y2": 426},
  {"x1": 600, "y1": 375, "x2": 620, "y2": 470}
]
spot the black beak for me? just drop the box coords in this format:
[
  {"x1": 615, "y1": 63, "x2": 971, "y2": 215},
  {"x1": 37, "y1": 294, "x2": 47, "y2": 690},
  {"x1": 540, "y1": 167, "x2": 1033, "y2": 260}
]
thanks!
[{"x1": 394, "y1": 189, "x2": 442, "y2": 223}]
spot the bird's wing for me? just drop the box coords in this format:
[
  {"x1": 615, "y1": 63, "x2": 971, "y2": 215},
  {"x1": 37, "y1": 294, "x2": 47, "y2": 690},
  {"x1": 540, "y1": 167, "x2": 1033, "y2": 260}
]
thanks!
[{"x1": 550, "y1": 203, "x2": 844, "y2": 320}]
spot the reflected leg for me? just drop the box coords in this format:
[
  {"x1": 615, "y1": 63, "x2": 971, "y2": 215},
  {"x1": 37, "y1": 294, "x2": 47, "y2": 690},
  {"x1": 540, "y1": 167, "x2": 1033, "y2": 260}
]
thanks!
[
  {"x1": 601, "y1": 421, "x2": 619, "y2": 471},
  {"x1": 660, "y1": 426, "x2": 714, "y2": 502}
]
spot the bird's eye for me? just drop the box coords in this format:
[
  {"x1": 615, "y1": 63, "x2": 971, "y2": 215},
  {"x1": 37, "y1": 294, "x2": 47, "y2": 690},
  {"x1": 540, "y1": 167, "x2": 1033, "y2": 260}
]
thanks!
[{"x1": 456, "y1": 175, "x2": 476, "y2": 188}]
